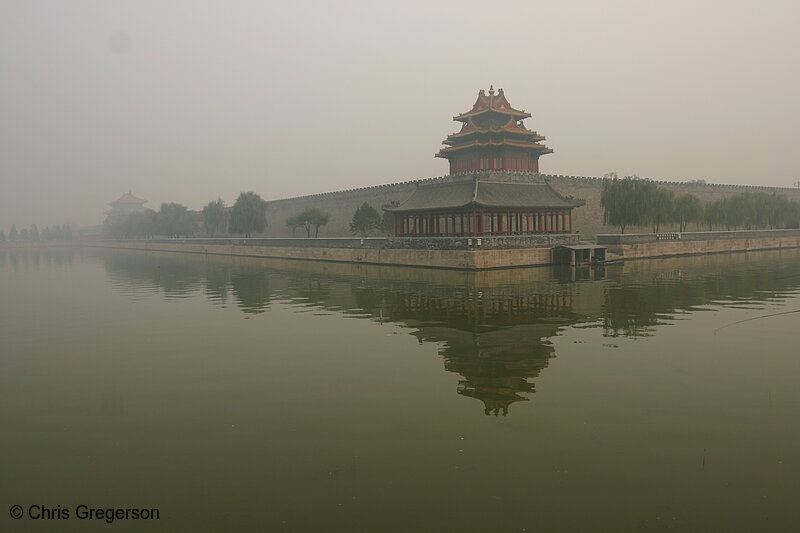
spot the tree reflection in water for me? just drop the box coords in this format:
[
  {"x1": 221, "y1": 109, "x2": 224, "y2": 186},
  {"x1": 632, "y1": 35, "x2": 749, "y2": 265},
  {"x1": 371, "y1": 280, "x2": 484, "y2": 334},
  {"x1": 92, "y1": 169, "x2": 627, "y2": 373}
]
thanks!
[{"x1": 94, "y1": 248, "x2": 800, "y2": 415}]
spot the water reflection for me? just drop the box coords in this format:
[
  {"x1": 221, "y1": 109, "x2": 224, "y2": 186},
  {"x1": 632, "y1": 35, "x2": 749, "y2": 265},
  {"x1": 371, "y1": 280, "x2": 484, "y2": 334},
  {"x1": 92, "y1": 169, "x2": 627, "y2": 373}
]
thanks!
[
  {"x1": 88, "y1": 248, "x2": 800, "y2": 415},
  {"x1": 0, "y1": 246, "x2": 76, "y2": 271}
]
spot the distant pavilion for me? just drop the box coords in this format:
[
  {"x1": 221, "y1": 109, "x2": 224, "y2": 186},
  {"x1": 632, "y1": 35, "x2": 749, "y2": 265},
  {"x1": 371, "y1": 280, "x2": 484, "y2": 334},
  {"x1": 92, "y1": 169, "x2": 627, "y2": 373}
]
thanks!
[
  {"x1": 106, "y1": 192, "x2": 148, "y2": 218},
  {"x1": 385, "y1": 88, "x2": 583, "y2": 237}
]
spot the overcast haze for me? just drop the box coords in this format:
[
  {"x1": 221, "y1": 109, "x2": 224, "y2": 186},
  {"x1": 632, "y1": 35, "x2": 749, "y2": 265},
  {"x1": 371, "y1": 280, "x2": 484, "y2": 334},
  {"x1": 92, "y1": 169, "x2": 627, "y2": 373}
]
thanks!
[{"x1": 1, "y1": 0, "x2": 798, "y2": 230}]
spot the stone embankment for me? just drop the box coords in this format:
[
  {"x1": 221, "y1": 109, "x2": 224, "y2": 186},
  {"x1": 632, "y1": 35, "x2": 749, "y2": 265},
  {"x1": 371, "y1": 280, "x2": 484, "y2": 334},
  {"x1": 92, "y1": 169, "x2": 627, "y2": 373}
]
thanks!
[
  {"x1": 83, "y1": 230, "x2": 800, "y2": 269},
  {"x1": 597, "y1": 229, "x2": 800, "y2": 259},
  {"x1": 84, "y1": 235, "x2": 578, "y2": 270}
]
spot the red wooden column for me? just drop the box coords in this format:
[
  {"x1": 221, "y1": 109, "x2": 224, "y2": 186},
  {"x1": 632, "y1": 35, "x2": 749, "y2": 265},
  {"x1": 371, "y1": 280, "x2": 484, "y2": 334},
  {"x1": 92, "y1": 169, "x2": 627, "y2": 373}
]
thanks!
[
  {"x1": 472, "y1": 209, "x2": 478, "y2": 237},
  {"x1": 568, "y1": 211, "x2": 573, "y2": 233}
]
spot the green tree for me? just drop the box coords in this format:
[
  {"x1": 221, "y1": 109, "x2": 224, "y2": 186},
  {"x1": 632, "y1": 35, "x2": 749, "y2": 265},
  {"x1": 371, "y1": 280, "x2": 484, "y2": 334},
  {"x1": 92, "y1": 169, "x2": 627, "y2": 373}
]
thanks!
[
  {"x1": 41, "y1": 226, "x2": 52, "y2": 240},
  {"x1": 8, "y1": 224, "x2": 17, "y2": 241},
  {"x1": 706, "y1": 199, "x2": 723, "y2": 230},
  {"x1": 285, "y1": 214, "x2": 303, "y2": 236},
  {"x1": 155, "y1": 203, "x2": 194, "y2": 237},
  {"x1": 286, "y1": 208, "x2": 330, "y2": 237},
  {"x1": 176, "y1": 211, "x2": 199, "y2": 237},
  {"x1": 674, "y1": 194, "x2": 704, "y2": 232},
  {"x1": 600, "y1": 173, "x2": 649, "y2": 233},
  {"x1": 229, "y1": 192, "x2": 267, "y2": 238},
  {"x1": 202, "y1": 198, "x2": 227, "y2": 236},
  {"x1": 726, "y1": 196, "x2": 746, "y2": 230},
  {"x1": 0, "y1": 230, "x2": 5, "y2": 241},
  {"x1": 767, "y1": 194, "x2": 792, "y2": 229},
  {"x1": 302, "y1": 208, "x2": 330, "y2": 237},
  {"x1": 19, "y1": 227, "x2": 29, "y2": 240},
  {"x1": 349, "y1": 202, "x2": 381, "y2": 237},
  {"x1": 646, "y1": 187, "x2": 675, "y2": 233},
  {"x1": 30, "y1": 224, "x2": 39, "y2": 241},
  {"x1": 134, "y1": 211, "x2": 157, "y2": 237}
]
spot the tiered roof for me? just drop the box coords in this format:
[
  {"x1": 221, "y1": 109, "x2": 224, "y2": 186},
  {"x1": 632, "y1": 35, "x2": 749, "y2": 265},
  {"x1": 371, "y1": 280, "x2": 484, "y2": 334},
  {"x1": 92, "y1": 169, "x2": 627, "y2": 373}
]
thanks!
[
  {"x1": 453, "y1": 87, "x2": 531, "y2": 122},
  {"x1": 436, "y1": 87, "x2": 553, "y2": 159},
  {"x1": 109, "y1": 192, "x2": 147, "y2": 207},
  {"x1": 385, "y1": 179, "x2": 583, "y2": 213}
]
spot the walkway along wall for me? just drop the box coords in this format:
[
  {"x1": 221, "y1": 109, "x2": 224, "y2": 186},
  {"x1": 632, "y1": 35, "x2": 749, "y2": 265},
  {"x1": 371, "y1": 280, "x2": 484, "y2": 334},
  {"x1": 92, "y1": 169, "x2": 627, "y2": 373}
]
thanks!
[{"x1": 264, "y1": 172, "x2": 800, "y2": 238}]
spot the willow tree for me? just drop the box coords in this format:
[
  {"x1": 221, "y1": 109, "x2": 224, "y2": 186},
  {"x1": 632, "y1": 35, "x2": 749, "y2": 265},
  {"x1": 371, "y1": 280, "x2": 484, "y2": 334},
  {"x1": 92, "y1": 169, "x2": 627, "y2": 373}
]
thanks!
[
  {"x1": 202, "y1": 198, "x2": 227, "y2": 236},
  {"x1": 600, "y1": 174, "x2": 651, "y2": 233},
  {"x1": 674, "y1": 194, "x2": 704, "y2": 232},
  {"x1": 230, "y1": 192, "x2": 267, "y2": 238},
  {"x1": 647, "y1": 188, "x2": 675, "y2": 233}
]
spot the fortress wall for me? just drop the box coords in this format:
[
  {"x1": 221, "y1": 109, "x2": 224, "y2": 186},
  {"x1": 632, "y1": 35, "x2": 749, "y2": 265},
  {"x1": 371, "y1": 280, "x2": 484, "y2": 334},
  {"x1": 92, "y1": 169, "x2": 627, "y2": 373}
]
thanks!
[
  {"x1": 264, "y1": 173, "x2": 800, "y2": 238},
  {"x1": 264, "y1": 179, "x2": 434, "y2": 237},
  {"x1": 544, "y1": 175, "x2": 800, "y2": 236}
]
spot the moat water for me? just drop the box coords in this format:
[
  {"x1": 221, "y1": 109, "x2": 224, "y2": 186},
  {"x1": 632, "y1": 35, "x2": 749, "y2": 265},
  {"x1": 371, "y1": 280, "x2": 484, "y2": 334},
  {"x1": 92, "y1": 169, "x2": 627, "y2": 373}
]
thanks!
[{"x1": 2, "y1": 247, "x2": 799, "y2": 532}]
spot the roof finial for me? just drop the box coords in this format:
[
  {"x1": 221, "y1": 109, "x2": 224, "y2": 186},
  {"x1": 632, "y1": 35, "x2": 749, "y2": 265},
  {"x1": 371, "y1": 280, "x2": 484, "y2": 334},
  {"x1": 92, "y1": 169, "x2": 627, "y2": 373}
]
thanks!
[{"x1": 489, "y1": 85, "x2": 495, "y2": 95}]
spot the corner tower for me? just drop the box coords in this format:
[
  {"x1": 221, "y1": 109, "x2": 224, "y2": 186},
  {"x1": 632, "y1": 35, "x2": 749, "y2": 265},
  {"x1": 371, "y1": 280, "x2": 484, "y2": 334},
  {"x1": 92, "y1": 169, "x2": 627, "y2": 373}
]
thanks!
[{"x1": 436, "y1": 87, "x2": 553, "y2": 174}]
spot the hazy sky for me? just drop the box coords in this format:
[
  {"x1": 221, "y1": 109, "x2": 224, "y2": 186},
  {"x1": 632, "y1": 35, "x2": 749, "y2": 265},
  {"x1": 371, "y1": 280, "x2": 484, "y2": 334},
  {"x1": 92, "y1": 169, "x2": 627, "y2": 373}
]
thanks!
[{"x1": 1, "y1": 0, "x2": 798, "y2": 230}]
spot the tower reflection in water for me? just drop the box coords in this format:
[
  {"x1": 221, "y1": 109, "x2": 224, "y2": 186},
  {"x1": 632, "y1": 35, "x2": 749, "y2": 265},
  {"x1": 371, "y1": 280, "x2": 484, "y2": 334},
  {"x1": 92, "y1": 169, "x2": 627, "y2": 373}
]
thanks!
[{"x1": 96, "y1": 248, "x2": 800, "y2": 416}]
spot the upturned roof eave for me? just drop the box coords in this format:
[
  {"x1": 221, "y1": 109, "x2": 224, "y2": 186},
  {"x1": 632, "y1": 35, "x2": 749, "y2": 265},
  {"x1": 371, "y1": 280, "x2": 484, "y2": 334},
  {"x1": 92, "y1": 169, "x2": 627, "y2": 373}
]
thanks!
[
  {"x1": 435, "y1": 142, "x2": 554, "y2": 157},
  {"x1": 453, "y1": 108, "x2": 531, "y2": 122},
  {"x1": 443, "y1": 130, "x2": 546, "y2": 143},
  {"x1": 385, "y1": 200, "x2": 581, "y2": 213}
]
